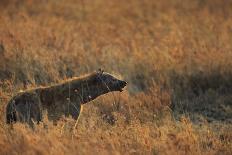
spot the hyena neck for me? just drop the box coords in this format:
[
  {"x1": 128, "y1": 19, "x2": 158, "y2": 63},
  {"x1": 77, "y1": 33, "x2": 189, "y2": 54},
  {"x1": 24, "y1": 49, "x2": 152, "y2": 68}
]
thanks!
[
  {"x1": 40, "y1": 73, "x2": 106, "y2": 105},
  {"x1": 69, "y1": 78, "x2": 107, "y2": 104}
]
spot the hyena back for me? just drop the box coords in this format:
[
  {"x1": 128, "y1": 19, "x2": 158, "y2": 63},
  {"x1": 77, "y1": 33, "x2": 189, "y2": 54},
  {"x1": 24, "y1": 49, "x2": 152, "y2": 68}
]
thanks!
[{"x1": 6, "y1": 70, "x2": 127, "y2": 127}]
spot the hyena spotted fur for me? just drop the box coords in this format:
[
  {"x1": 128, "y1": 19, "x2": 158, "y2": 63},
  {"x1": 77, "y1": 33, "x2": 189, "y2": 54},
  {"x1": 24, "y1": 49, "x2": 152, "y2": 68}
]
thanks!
[{"x1": 6, "y1": 70, "x2": 127, "y2": 127}]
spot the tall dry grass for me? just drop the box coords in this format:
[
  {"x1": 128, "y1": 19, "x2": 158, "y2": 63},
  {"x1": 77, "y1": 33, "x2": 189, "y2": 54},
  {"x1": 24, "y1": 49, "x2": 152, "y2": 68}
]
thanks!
[{"x1": 0, "y1": 0, "x2": 231, "y2": 154}]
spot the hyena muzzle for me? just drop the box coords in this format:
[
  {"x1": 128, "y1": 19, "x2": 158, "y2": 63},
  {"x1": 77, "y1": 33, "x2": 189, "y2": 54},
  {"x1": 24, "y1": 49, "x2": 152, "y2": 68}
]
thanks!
[{"x1": 6, "y1": 69, "x2": 127, "y2": 127}]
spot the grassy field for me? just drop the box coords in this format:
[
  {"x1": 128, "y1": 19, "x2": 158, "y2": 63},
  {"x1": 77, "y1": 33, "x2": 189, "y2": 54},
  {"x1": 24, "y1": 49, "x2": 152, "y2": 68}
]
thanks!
[{"x1": 0, "y1": 0, "x2": 231, "y2": 154}]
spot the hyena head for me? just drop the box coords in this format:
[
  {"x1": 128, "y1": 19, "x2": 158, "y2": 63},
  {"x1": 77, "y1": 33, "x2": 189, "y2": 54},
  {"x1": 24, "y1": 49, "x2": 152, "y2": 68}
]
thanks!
[
  {"x1": 95, "y1": 69, "x2": 127, "y2": 92},
  {"x1": 79, "y1": 69, "x2": 127, "y2": 103}
]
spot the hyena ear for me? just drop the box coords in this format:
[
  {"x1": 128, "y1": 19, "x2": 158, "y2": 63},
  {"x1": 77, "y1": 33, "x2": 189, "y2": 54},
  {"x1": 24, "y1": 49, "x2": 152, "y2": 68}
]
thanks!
[{"x1": 97, "y1": 68, "x2": 104, "y2": 74}]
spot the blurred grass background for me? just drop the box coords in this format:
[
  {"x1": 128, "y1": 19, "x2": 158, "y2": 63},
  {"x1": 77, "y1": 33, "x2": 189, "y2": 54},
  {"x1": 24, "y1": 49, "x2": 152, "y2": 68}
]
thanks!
[{"x1": 0, "y1": 0, "x2": 231, "y2": 154}]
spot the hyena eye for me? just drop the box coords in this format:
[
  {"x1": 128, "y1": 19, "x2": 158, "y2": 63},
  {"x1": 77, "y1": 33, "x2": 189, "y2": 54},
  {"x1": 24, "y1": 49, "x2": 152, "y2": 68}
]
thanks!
[{"x1": 108, "y1": 78, "x2": 116, "y2": 84}]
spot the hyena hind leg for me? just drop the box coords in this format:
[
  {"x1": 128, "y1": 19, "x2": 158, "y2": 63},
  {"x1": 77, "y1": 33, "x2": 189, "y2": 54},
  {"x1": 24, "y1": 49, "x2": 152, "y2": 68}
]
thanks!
[
  {"x1": 6, "y1": 101, "x2": 17, "y2": 124},
  {"x1": 15, "y1": 98, "x2": 42, "y2": 128}
]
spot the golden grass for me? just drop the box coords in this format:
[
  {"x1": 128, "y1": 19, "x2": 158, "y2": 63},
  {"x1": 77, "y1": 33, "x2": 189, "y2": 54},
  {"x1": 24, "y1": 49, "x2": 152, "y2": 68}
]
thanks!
[{"x1": 0, "y1": 0, "x2": 232, "y2": 154}]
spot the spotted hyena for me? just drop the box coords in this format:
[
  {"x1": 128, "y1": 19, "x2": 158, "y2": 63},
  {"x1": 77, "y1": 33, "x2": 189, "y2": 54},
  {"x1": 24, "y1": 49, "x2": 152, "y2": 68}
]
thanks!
[{"x1": 6, "y1": 69, "x2": 127, "y2": 127}]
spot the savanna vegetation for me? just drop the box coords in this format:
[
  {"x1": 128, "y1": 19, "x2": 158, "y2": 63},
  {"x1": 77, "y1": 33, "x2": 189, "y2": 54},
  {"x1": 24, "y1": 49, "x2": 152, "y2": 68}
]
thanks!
[{"x1": 0, "y1": 0, "x2": 231, "y2": 154}]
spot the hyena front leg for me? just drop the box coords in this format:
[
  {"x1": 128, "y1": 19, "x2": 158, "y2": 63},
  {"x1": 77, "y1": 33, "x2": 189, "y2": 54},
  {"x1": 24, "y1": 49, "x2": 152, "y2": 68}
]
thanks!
[
  {"x1": 65, "y1": 102, "x2": 82, "y2": 120},
  {"x1": 64, "y1": 102, "x2": 83, "y2": 133},
  {"x1": 59, "y1": 102, "x2": 82, "y2": 133}
]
